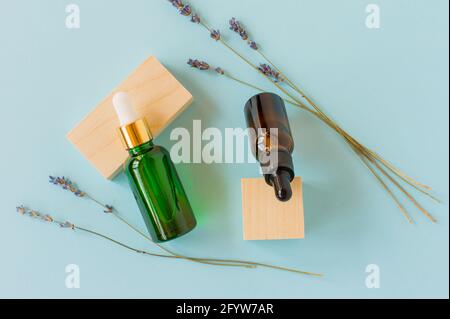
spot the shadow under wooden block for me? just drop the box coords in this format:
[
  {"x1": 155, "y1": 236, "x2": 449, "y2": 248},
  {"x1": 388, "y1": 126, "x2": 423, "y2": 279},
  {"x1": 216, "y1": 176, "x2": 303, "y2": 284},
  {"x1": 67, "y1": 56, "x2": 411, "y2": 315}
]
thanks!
[
  {"x1": 241, "y1": 177, "x2": 305, "y2": 241},
  {"x1": 67, "y1": 56, "x2": 193, "y2": 179}
]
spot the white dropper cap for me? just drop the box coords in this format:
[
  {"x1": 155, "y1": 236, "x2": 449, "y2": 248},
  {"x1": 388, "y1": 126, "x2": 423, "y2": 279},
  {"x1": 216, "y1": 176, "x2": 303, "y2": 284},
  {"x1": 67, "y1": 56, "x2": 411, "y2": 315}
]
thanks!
[{"x1": 113, "y1": 92, "x2": 140, "y2": 126}]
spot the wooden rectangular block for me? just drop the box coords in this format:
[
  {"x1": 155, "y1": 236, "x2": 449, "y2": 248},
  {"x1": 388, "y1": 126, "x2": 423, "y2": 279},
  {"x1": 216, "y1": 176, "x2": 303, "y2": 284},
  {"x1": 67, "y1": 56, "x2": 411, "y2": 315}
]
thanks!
[
  {"x1": 241, "y1": 177, "x2": 305, "y2": 241},
  {"x1": 67, "y1": 56, "x2": 193, "y2": 179}
]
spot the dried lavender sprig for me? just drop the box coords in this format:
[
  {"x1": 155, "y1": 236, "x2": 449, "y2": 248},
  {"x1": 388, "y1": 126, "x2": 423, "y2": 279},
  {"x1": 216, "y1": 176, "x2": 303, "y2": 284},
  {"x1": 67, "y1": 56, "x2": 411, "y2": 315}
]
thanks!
[
  {"x1": 167, "y1": 1, "x2": 295, "y2": 98},
  {"x1": 18, "y1": 206, "x2": 260, "y2": 268},
  {"x1": 188, "y1": 59, "x2": 210, "y2": 70},
  {"x1": 48, "y1": 176, "x2": 321, "y2": 276},
  {"x1": 49, "y1": 176, "x2": 85, "y2": 197},
  {"x1": 229, "y1": 18, "x2": 259, "y2": 50},
  {"x1": 47, "y1": 176, "x2": 252, "y2": 268},
  {"x1": 167, "y1": 1, "x2": 271, "y2": 88},
  {"x1": 17, "y1": 206, "x2": 179, "y2": 259},
  {"x1": 225, "y1": 14, "x2": 438, "y2": 194},
  {"x1": 170, "y1": 3, "x2": 439, "y2": 222},
  {"x1": 186, "y1": 55, "x2": 437, "y2": 223},
  {"x1": 226, "y1": 16, "x2": 438, "y2": 200}
]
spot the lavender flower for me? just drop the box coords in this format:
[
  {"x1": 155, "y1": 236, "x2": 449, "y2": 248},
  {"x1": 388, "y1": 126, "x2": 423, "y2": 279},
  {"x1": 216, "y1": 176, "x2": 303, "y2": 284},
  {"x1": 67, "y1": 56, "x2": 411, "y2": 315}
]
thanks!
[
  {"x1": 16, "y1": 205, "x2": 26, "y2": 215},
  {"x1": 188, "y1": 59, "x2": 210, "y2": 71},
  {"x1": 229, "y1": 18, "x2": 249, "y2": 41},
  {"x1": 229, "y1": 18, "x2": 261, "y2": 50},
  {"x1": 167, "y1": 0, "x2": 196, "y2": 19},
  {"x1": 169, "y1": 0, "x2": 183, "y2": 9},
  {"x1": 210, "y1": 29, "x2": 221, "y2": 41},
  {"x1": 179, "y1": 4, "x2": 192, "y2": 16},
  {"x1": 28, "y1": 210, "x2": 40, "y2": 218},
  {"x1": 17, "y1": 206, "x2": 56, "y2": 224},
  {"x1": 104, "y1": 205, "x2": 114, "y2": 214},
  {"x1": 191, "y1": 14, "x2": 201, "y2": 24},
  {"x1": 187, "y1": 59, "x2": 226, "y2": 76},
  {"x1": 59, "y1": 221, "x2": 75, "y2": 230},
  {"x1": 49, "y1": 176, "x2": 116, "y2": 216},
  {"x1": 49, "y1": 176, "x2": 85, "y2": 197},
  {"x1": 43, "y1": 215, "x2": 54, "y2": 222},
  {"x1": 248, "y1": 40, "x2": 258, "y2": 50},
  {"x1": 258, "y1": 64, "x2": 284, "y2": 82},
  {"x1": 215, "y1": 67, "x2": 225, "y2": 75},
  {"x1": 258, "y1": 64, "x2": 272, "y2": 76}
]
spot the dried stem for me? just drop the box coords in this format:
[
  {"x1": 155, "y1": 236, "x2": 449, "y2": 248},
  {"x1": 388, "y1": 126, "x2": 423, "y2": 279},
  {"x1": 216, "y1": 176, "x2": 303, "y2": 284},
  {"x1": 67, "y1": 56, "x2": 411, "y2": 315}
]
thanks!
[
  {"x1": 110, "y1": 212, "x2": 253, "y2": 268},
  {"x1": 366, "y1": 157, "x2": 436, "y2": 223},
  {"x1": 102, "y1": 201, "x2": 320, "y2": 275},
  {"x1": 353, "y1": 153, "x2": 413, "y2": 223}
]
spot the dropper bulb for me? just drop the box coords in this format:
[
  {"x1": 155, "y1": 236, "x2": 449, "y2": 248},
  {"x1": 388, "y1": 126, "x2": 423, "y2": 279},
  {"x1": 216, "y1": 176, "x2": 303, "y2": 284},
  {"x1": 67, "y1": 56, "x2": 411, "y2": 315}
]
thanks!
[
  {"x1": 272, "y1": 170, "x2": 293, "y2": 202},
  {"x1": 113, "y1": 92, "x2": 139, "y2": 126}
]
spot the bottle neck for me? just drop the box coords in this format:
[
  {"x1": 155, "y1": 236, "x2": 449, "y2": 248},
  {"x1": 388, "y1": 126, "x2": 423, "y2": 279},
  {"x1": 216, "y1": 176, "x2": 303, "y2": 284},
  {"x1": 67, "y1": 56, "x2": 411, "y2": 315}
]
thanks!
[
  {"x1": 118, "y1": 118, "x2": 154, "y2": 151},
  {"x1": 129, "y1": 141, "x2": 155, "y2": 157}
]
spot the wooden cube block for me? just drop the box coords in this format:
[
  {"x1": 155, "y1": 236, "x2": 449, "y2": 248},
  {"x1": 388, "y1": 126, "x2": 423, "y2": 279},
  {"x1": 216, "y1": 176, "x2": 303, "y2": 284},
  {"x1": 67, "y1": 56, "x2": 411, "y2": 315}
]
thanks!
[
  {"x1": 67, "y1": 56, "x2": 193, "y2": 179},
  {"x1": 241, "y1": 177, "x2": 305, "y2": 241}
]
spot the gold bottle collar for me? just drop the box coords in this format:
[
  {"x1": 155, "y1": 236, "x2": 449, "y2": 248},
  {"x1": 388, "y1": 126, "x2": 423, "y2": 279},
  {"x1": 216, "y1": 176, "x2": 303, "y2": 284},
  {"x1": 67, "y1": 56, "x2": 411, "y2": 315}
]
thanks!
[{"x1": 118, "y1": 118, "x2": 153, "y2": 150}]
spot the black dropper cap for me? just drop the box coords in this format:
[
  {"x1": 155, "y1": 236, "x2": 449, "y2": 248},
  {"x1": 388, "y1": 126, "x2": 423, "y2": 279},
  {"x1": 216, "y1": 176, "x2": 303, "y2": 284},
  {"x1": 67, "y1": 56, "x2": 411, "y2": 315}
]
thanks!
[
  {"x1": 245, "y1": 93, "x2": 295, "y2": 202},
  {"x1": 269, "y1": 170, "x2": 293, "y2": 202},
  {"x1": 266, "y1": 158, "x2": 295, "y2": 202}
]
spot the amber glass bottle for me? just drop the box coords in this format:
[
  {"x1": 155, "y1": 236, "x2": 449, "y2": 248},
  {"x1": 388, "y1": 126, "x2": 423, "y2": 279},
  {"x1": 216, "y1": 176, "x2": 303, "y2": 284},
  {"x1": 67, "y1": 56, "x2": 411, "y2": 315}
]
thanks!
[{"x1": 245, "y1": 92, "x2": 296, "y2": 202}]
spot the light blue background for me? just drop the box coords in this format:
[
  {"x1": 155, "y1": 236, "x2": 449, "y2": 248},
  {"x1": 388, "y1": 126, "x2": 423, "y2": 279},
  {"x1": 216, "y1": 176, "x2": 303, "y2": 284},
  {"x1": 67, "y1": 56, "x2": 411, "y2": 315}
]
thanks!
[{"x1": 0, "y1": 0, "x2": 448, "y2": 299}]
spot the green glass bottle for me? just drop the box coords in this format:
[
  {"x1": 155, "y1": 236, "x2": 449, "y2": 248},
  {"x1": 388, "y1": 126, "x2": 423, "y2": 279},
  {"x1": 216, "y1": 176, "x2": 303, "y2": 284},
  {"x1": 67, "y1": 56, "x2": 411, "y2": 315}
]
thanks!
[{"x1": 113, "y1": 92, "x2": 197, "y2": 243}]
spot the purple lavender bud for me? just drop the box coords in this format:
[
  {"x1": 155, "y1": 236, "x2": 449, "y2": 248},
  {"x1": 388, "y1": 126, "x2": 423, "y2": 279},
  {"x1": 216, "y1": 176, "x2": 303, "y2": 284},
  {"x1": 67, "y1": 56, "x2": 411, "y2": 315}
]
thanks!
[
  {"x1": 229, "y1": 18, "x2": 249, "y2": 40},
  {"x1": 104, "y1": 205, "x2": 114, "y2": 214},
  {"x1": 239, "y1": 30, "x2": 248, "y2": 41},
  {"x1": 169, "y1": 0, "x2": 184, "y2": 9},
  {"x1": 258, "y1": 64, "x2": 271, "y2": 76},
  {"x1": 229, "y1": 17, "x2": 239, "y2": 33},
  {"x1": 210, "y1": 29, "x2": 221, "y2": 41},
  {"x1": 258, "y1": 64, "x2": 284, "y2": 82},
  {"x1": 179, "y1": 4, "x2": 192, "y2": 16},
  {"x1": 215, "y1": 67, "x2": 225, "y2": 75},
  {"x1": 60, "y1": 221, "x2": 75, "y2": 229},
  {"x1": 49, "y1": 176, "x2": 85, "y2": 197},
  {"x1": 188, "y1": 59, "x2": 210, "y2": 71},
  {"x1": 29, "y1": 210, "x2": 41, "y2": 218},
  {"x1": 16, "y1": 206, "x2": 26, "y2": 215},
  {"x1": 43, "y1": 215, "x2": 54, "y2": 223},
  {"x1": 191, "y1": 14, "x2": 201, "y2": 24},
  {"x1": 248, "y1": 40, "x2": 258, "y2": 50}
]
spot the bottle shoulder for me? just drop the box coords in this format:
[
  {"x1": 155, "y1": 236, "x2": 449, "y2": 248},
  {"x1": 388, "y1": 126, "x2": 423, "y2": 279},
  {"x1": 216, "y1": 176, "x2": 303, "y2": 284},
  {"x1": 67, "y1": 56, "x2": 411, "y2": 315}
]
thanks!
[{"x1": 125, "y1": 145, "x2": 170, "y2": 168}]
